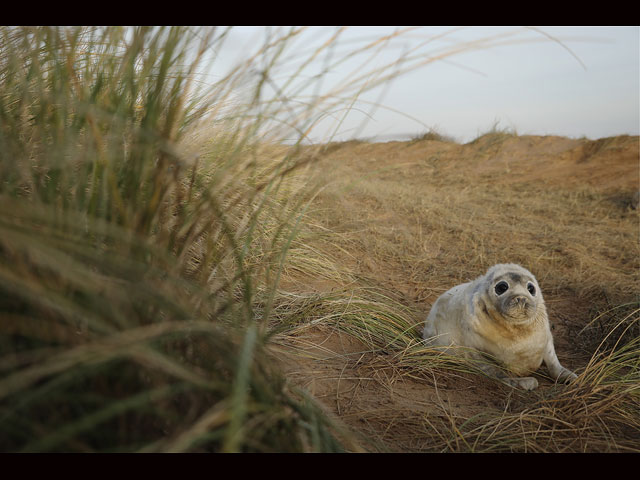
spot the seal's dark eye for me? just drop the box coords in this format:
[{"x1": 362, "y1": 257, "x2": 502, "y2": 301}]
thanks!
[
  {"x1": 527, "y1": 283, "x2": 536, "y2": 296},
  {"x1": 494, "y1": 281, "x2": 509, "y2": 295}
]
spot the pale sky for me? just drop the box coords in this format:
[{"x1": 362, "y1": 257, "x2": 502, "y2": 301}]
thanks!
[{"x1": 212, "y1": 26, "x2": 639, "y2": 144}]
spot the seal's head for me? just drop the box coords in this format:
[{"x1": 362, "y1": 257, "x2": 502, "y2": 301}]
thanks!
[{"x1": 482, "y1": 263, "x2": 543, "y2": 323}]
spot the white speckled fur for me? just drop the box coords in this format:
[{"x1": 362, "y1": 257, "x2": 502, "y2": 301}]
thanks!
[{"x1": 423, "y1": 264, "x2": 577, "y2": 390}]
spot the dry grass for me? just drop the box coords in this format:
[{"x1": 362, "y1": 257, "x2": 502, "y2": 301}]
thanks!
[
  {"x1": 271, "y1": 132, "x2": 640, "y2": 452},
  {"x1": 2, "y1": 26, "x2": 637, "y2": 453}
]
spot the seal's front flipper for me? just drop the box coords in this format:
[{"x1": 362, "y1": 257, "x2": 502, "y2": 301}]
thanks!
[
  {"x1": 472, "y1": 352, "x2": 539, "y2": 391},
  {"x1": 503, "y1": 376, "x2": 538, "y2": 391},
  {"x1": 543, "y1": 339, "x2": 577, "y2": 384}
]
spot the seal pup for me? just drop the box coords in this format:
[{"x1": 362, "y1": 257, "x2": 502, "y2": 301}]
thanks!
[{"x1": 423, "y1": 263, "x2": 577, "y2": 390}]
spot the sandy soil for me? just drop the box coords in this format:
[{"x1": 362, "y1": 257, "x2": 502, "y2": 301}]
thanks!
[{"x1": 275, "y1": 134, "x2": 639, "y2": 452}]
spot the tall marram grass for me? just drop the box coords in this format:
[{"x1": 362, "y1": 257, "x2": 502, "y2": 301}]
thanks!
[{"x1": 0, "y1": 25, "x2": 371, "y2": 452}]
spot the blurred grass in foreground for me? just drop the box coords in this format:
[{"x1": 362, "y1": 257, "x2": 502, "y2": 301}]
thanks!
[{"x1": 0, "y1": 25, "x2": 369, "y2": 452}]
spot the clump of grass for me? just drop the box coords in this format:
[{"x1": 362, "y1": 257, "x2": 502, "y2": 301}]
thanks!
[
  {"x1": 441, "y1": 306, "x2": 640, "y2": 452},
  {"x1": 271, "y1": 286, "x2": 483, "y2": 382},
  {"x1": 410, "y1": 128, "x2": 455, "y2": 144},
  {"x1": 575, "y1": 301, "x2": 640, "y2": 356},
  {"x1": 0, "y1": 26, "x2": 368, "y2": 452},
  {"x1": 467, "y1": 119, "x2": 517, "y2": 147}
]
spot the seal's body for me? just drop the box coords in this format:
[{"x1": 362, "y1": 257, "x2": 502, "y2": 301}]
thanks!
[{"x1": 423, "y1": 264, "x2": 577, "y2": 390}]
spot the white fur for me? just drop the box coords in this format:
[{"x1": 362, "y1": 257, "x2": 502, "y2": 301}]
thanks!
[{"x1": 423, "y1": 264, "x2": 577, "y2": 390}]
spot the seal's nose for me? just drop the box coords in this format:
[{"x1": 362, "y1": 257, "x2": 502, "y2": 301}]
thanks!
[{"x1": 513, "y1": 296, "x2": 528, "y2": 306}]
